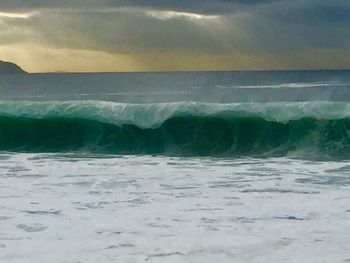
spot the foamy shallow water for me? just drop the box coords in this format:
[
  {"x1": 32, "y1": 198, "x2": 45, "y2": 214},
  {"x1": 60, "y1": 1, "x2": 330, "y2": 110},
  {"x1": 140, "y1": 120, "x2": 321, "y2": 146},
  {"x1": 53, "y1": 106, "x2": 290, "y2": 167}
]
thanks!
[{"x1": 1, "y1": 153, "x2": 350, "y2": 263}]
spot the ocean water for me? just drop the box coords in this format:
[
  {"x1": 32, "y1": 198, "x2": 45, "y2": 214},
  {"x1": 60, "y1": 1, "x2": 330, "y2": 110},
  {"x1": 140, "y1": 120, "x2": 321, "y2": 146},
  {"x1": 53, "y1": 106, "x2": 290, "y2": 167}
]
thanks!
[{"x1": 1, "y1": 70, "x2": 350, "y2": 262}]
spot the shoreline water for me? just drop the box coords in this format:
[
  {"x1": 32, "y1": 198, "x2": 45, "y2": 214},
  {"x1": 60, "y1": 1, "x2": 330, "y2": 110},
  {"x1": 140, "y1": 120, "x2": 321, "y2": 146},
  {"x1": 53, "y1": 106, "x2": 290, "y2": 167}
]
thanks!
[{"x1": 1, "y1": 153, "x2": 350, "y2": 262}]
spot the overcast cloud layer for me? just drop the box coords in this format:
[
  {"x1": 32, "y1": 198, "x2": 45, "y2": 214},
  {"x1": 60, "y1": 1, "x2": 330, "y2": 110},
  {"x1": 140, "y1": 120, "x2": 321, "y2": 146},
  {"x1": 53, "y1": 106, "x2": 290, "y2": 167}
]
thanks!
[{"x1": 0, "y1": 0, "x2": 349, "y2": 72}]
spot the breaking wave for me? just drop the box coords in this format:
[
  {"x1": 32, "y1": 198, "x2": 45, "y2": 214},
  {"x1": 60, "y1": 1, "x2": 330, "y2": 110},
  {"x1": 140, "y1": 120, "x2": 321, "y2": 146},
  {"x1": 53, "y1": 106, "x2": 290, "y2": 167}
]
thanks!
[{"x1": 0, "y1": 100, "x2": 349, "y2": 159}]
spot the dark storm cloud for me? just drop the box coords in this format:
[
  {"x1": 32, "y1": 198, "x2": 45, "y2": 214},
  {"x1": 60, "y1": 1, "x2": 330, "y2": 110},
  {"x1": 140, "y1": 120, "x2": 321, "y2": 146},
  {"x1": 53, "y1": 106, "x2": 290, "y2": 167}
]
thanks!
[
  {"x1": 0, "y1": 0, "x2": 279, "y2": 14},
  {"x1": 268, "y1": 1, "x2": 350, "y2": 25},
  {"x1": 250, "y1": 0, "x2": 350, "y2": 52},
  {"x1": 1, "y1": 0, "x2": 350, "y2": 70}
]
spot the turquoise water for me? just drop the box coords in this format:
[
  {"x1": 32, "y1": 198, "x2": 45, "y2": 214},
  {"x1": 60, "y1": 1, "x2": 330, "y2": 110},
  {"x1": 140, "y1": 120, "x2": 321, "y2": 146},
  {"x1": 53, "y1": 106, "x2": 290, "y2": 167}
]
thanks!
[{"x1": 0, "y1": 101, "x2": 349, "y2": 158}]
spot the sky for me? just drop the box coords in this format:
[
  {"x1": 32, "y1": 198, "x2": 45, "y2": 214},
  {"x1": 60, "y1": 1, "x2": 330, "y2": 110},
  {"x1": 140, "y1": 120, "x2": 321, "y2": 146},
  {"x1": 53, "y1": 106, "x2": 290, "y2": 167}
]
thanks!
[{"x1": 0, "y1": 0, "x2": 349, "y2": 72}]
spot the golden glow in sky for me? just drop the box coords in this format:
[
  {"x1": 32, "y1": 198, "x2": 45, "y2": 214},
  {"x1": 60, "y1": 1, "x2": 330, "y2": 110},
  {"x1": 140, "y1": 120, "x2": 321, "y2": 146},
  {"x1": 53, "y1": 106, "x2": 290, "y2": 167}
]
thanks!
[{"x1": 0, "y1": 1, "x2": 349, "y2": 72}]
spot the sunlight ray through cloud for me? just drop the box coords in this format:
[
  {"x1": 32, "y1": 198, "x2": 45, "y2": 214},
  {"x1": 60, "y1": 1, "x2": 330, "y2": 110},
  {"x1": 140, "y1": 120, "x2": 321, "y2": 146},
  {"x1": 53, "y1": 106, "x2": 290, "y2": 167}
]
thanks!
[
  {"x1": 146, "y1": 10, "x2": 219, "y2": 21},
  {"x1": 0, "y1": 11, "x2": 36, "y2": 19}
]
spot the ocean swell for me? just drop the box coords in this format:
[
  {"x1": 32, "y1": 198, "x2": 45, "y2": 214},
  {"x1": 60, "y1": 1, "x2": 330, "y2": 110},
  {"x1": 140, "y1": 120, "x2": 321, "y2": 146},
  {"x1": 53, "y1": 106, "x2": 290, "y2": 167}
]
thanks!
[{"x1": 0, "y1": 101, "x2": 349, "y2": 158}]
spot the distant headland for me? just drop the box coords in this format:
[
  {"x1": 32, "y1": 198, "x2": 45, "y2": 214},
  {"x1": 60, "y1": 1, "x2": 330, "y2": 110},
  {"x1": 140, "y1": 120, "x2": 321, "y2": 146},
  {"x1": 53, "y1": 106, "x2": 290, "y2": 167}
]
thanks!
[{"x1": 0, "y1": 61, "x2": 27, "y2": 74}]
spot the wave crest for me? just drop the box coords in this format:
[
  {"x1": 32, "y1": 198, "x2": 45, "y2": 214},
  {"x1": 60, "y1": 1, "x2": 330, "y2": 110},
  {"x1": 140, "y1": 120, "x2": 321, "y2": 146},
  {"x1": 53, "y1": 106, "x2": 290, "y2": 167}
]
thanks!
[
  {"x1": 1, "y1": 100, "x2": 350, "y2": 127},
  {"x1": 0, "y1": 101, "x2": 349, "y2": 158}
]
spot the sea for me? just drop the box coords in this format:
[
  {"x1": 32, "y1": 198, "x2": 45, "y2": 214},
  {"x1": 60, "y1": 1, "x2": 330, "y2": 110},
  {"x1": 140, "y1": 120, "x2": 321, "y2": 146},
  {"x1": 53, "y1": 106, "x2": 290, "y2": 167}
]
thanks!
[{"x1": 1, "y1": 70, "x2": 350, "y2": 262}]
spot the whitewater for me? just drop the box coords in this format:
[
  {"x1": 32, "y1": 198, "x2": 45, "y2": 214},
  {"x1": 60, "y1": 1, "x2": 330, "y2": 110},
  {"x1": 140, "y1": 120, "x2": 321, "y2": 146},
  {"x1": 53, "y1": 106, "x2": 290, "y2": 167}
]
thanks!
[{"x1": 1, "y1": 71, "x2": 350, "y2": 262}]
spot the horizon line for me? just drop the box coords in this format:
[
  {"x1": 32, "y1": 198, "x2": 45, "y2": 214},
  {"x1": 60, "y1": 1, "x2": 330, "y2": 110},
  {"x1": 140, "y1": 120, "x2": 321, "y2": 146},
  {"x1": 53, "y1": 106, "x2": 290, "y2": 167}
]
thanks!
[{"x1": 28, "y1": 68, "x2": 350, "y2": 74}]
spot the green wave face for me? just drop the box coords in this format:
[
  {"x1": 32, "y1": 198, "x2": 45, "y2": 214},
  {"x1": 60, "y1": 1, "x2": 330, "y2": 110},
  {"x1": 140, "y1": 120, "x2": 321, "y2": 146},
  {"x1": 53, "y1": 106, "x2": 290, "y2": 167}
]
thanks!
[{"x1": 0, "y1": 101, "x2": 349, "y2": 159}]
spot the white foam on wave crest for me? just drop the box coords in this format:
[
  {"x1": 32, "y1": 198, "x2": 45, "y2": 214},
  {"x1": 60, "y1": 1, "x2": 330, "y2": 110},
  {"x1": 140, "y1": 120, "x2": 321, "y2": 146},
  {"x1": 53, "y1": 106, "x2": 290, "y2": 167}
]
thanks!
[{"x1": 0, "y1": 100, "x2": 350, "y2": 129}]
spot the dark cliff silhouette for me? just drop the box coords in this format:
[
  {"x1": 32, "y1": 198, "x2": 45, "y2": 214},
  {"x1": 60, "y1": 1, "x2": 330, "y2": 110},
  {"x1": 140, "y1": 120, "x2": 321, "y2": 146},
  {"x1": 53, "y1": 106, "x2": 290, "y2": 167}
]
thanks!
[{"x1": 0, "y1": 61, "x2": 27, "y2": 74}]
